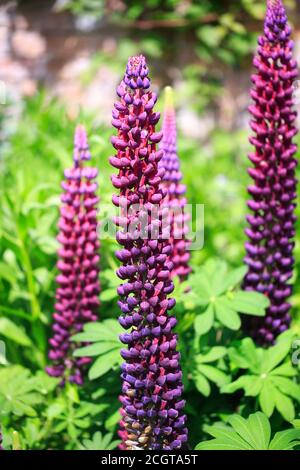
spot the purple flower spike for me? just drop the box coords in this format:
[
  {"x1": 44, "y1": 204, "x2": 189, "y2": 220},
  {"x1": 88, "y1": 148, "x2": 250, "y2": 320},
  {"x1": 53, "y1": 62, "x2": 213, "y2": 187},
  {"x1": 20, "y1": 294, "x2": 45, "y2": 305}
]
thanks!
[
  {"x1": 243, "y1": 0, "x2": 298, "y2": 346},
  {"x1": 159, "y1": 87, "x2": 191, "y2": 282},
  {"x1": 46, "y1": 125, "x2": 100, "y2": 385},
  {"x1": 111, "y1": 55, "x2": 187, "y2": 450},
  {"x1": 0, "y1": 427, "x2": 3, "y2": 450}
]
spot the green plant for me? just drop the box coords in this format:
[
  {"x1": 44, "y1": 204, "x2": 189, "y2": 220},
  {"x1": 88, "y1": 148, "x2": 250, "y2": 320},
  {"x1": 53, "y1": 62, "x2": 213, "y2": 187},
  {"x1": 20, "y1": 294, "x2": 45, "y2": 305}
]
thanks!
[
  {"x1": 196, "y1": 412, "x2": 300, "y2": 450},
  {"x1": 176, "y1": 259, "x2": 269, "y2": 335},
  {"x1": 222, "y1": 333, "x2": 300, "y2": 421},
  {"x1": 80, "y1": 431, "x2": 120, "y2": 450},
  {"x1": 72, "y1": 319, "x2": 123, "y2": 380}
]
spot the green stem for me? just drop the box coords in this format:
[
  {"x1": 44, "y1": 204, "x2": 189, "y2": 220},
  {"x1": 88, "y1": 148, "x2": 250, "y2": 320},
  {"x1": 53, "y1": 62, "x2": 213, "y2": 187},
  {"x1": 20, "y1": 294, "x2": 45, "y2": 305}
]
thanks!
[{"x1": 19, "y1": 241, "x2": 40, "y2": 320}]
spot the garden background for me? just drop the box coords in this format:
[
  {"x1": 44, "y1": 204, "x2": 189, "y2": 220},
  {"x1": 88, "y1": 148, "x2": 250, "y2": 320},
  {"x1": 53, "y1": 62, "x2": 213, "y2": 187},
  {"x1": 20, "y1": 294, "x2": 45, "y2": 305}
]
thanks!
[{"x1": 1, "y1": 0, "x2": 300, "y2": 451}]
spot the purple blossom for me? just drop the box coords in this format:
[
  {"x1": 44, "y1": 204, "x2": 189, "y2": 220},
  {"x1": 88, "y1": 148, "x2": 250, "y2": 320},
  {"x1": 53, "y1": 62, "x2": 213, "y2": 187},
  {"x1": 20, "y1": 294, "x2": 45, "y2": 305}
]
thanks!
[
  {"x1": 159, "y1": 86, "x2": 191, "y2": 282},
  {"x1": 243, "y1": 0, "x2": 298, "y2": 346},
  {"x1": 46, "y1": 125, "x2": 100, "y2": 385},
  {"x1": 0, "y1": 427, "x2": 3, "y2": 450},
  {"x1": 110, "y1": 55, "x2": 188, "y2": 450}
]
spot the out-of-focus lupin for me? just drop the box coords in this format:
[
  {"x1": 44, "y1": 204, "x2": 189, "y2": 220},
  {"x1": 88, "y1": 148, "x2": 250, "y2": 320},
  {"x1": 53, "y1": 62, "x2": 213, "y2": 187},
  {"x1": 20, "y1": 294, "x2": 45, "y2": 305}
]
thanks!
[
  {"x1": 46, "y1": 125, "x2": 100, "y2": 384},
  {"x1": 159, "y1": 86, "x2": 191, "y2": 282}
]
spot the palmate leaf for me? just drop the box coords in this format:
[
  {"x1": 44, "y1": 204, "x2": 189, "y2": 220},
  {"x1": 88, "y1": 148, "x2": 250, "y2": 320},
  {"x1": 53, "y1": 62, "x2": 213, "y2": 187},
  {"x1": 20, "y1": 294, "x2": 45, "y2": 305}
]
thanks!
[
  {"x1": 223, "y1": 334, "x2": 299, "y2": 422},
  {"x1": 269, "y1": 430, "x2": 300, "y2": 450},
  {"x1": 72, "y1": 319, "x2": 123, "y2": 380},
  {"x1": 214, "y1": 297, "x2": 241, "y2": 330},
  {"x1": 221, "y1": 265, "x2": 247, "y2": 293},
  {"x1": 231, "y1": 290, "x2": 269, "y2": 316},
  {"x1": 80, "y1": 431, "x2": 120, "y2": 451},
  {"x1": 196, "y1": 412, "x2": 300, "y2": 451},
  {"x1": 246, "y1": 412, "x2": 271, "y2": 450},
  {"x1": 261, "y1": 339, "x2": 292, "y2": 373},
  {"x1": 190, "y1": 260, "x2": 269, "y2": 336},
  {"x1": 53, "y1": 399, "x2": 108, "y2": 442},
  {"x1": 193, "y1": 347, "x2": 229, "y2": 396},
  {"x1": 228, "y1": 337, "x2": 261, "y2": 371},
  {"x1": 0, "y1": 366, "x2": 44, "y2": 417}
]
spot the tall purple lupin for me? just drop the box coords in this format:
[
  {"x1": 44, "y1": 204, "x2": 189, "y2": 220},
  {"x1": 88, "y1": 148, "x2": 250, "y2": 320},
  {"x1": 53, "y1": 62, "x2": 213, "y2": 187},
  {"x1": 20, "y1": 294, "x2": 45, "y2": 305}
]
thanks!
[
  {"x1": 110, "y1": 55, "x2": 188, "y2": 450},
  {"x1": 46, "y1": 125, "x2": 100, "y2": 385},
  {"x1": 159, "y1": 87, "x2": 191, "y2": 282},
  {"x1": 243, "y1": 0, "x2": 298, "y2": 345}
]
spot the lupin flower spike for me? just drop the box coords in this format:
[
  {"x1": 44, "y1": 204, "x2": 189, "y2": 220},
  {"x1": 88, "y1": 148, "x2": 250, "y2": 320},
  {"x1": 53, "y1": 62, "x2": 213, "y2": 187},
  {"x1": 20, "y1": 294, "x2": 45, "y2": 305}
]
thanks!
[
  {"x1": 46, "y1": 125, "x2": 100, "y2": 385},
  {"x1": 159, "y1": 86, "x2": 191, "y2": 282},
  {"x1": 110, "y1": 55, "x2": 188, "y2": 450},
  {"x1": 243, "y1": 0, "x2": 298, "y2": 345}
]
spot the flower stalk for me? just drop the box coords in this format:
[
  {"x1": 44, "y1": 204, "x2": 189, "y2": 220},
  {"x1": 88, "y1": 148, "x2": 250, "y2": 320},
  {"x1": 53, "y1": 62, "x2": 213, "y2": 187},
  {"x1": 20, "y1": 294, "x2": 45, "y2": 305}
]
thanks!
[
  {"x1": 46, "y1": 125, "x2": 100, "y2": 384},
  {"x1": 159, "y1": 87, "x2": 191, "y2": 282},
  {"x1": 110, "y1": 55, "x2": 188, "y2": 450},
  {"x1": 243, "y1": 0, "x2": 298, "y2": 345}
]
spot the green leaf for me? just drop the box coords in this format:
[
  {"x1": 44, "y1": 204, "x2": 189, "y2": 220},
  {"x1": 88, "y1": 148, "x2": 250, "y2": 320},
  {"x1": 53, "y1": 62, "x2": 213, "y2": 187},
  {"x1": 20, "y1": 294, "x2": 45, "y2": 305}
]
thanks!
[
  {"x1": 269, "y1": 429, "x2": 300, "y2": 450},
  {"x1": 259, "y1": 381, "x2": 275, "y2": 417},
  {"x1": 273, "y1": 388, "x2": 295, "y2": 422},
  {"x1": 0, "y1": 261, "x2": 17, "y2": 285},
  {"x1": 214, "y1": 297, "x2": 241, "y2": 330},
  {"x1": 104, "y1": 408, "x2": 121, "y2": 432},
  {"x1": 74, "y1": 342, "x2": 119, "y2": 357},
  {"x1": 80, "y1": 431, "x2": 120, "y2": 451},
  {"x1": 231, "y1": 290, "x2": 269, "y2": 316},
  {"x1": 221, "y1": 375, "x2": 253, "y2": 394},
  {"x1": 227, "y1": 415, "x2": 260, "y2": 450},
  {"x1": 196, "y1": 347, "x2": 227, "y2": 363},
  {"x1": 270, "y1": 362, "x2": 296, "y2": 377},
  {"x1": 0, "y1": 366, "x2": 43, "y2": 418},
  {"x1": 193, "y1": 372, "x2": 211, "y2": 396},
  {"x1": 228, "y1": 337, "x2": 260, "y2": 371},
  {"x1": 271, "y1": 376, "x2": 300, "y2": 402},
  {"x1": 188, "y1": 273, "x2": 213, "y2": 305},
  {"x1": 0, "y1": 318, "x2": 32, "y2": 346},
  {"x1": 71, "y1": 319, "x2": 121, "y2": 343},
  {"x1": 88, "y1": 349, "x2": 121, "y2": 380},
  {"x1": 197, "y1": 25, "x2": 227, "y2": 49},
  {"x1": 209, "y1": 260, "x2": 228, "y2": 296},
  {"x1": 100, "y1": 289, "x2": 117, "y2": 302},
  {"x1": 243, "y1": 376, "x2": 263, "y2": 397},
  {"x1": 197, "y1": 364, "x2": 229, "y2": 387},
  {"x1": 221, "y1": 266, "x2": 247, "y2": 292},
  {"x1": 247, "y1": 412, "x2": 271, "y2": 450},
  {"x1": 261, "y1": 340, "x2": 292, "y2": 373},
  {"x1": 197, "y1": 424, "x2": 253, "y2": 450},
  {"x1": 194, "y1": 304, "x2": 214, "y2": 336}
]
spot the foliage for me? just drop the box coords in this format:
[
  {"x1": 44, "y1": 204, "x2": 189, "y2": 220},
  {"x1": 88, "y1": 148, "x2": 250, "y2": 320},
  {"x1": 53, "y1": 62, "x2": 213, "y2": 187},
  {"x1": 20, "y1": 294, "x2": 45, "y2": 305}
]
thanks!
[
  {"x1": 176, "y1": 259, "x2": 269, "y2": 335},
  {"x1": 196, "y1": 412, "x2": 300, "y2": 450},
  {"x1": 80, "y1": 431, "x2": 120, "y2": 450},
  {"x1": 72, "y1": 319, "x2": 123, "y2": 380},
  {"x1": 0, "y1": 37, "x2": 300, "y2": 448},
  {"x1": 222, "y1": 333, "x2": 300, "y2": 422}
]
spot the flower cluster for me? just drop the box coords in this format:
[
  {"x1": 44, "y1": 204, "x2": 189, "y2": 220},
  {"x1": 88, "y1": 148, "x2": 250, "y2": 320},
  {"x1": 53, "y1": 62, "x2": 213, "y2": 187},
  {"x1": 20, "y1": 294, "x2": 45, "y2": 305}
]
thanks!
[
  {"x1": 110, "y1": 55, "x2": 188, "y2": 450},
  {"x1": 159, "y1": 87, "x2": 191, "y2": 282},
  {"x1": 46, "y1": 125, "x2": 100, "y2": 385},
  {"x1": 243, "y1": 0, "x2": 298, "y2": 345}
]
